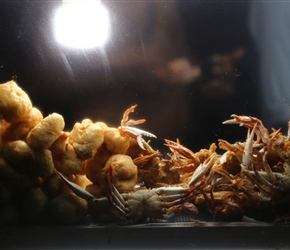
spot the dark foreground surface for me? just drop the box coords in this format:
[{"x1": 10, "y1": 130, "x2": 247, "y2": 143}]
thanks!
[{"x1": 1, "y1": 222, "x2": 290, "y2": 249}]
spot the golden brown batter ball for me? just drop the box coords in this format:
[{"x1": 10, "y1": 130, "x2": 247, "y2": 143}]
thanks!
[{"x1": 0, "y1": 80, "x2": 33, "y2": 123}]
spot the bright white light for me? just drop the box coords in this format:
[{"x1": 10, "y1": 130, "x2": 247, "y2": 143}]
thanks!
[{"x1": 54, "y1": 1, "x2": 110, "y2": 49}]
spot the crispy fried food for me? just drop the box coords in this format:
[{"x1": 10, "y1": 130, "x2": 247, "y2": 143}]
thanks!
[
  {"x1": 3, "y1": 80, "x2": 290, "y2": 225},
  {"x1": 22, "y1": 187, "x2": 48, "y2": 222},
  {"x1": 30, "y1": 149, "x2": 54, "y2": 178},
  {"x1": 41, "y1": 172, "x2": 66, "y2": 198},
  {"x1": 48, "y1": 192, "x2": 88, "y2": 224},
  {"x1": 0, "y1": 80, "x2": 32, "y2": 123},
  {"x1": 26, "y1": 113, "x2": 65, "y2": 149},
  {"x1": 73, "y1": 174, "x2": 93, "y2": 190},
  {"x1": 50, "y1": 132, "x2": 84, "y2": 175},
  {"x1": 85, "y1": 145, "x2": 112, "y2": 184},
  {"x1": 2, "y1": 140, "x2": 34, "y2": 173},
  {"x1": 103, "y1": 154, "x2": 138, "y2": 193},
  {"x1": 85, "y1": 183, "x2": 103, "y2": 198},
  {"x1": 68, "y1": 119, "x2": 104, "y2": 160},
  {"x1": 0, "y1": 107, "x2": 43, "y2": 143},
  {"x1": 0, "y1": 158, "x2": 40, "y2": 188},
  {"x1": 104, "y1": 127, "x2": 130, "y2": 154},
  {"x1": 2, "y1": 140, "x2": 54, "y2": 178}
]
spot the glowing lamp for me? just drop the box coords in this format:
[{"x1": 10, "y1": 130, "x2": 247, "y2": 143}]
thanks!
[{"x1": 54, "y1": 0, "x2": 110, "y2": 49}]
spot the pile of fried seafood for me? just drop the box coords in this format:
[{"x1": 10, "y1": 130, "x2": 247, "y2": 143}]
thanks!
[{"x1": 1, "y1": 80, "x2": 290, "y2": 225}]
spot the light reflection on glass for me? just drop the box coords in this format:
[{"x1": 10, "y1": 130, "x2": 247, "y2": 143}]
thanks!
[{"x1": 53, "y1": 1, "x2": 110, "y2": 49}]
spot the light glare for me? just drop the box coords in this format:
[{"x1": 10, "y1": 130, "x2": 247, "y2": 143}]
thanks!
[{"x1": 54, "y1": 1, "x2": 110, "y2": 48}]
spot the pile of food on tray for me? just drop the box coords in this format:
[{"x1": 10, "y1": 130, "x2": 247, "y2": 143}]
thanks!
[{"x1": 0, "y1": 80, "x2": 290, "y2": 225}]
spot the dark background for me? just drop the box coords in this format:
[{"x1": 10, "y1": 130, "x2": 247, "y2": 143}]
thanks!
[{"x1": 0, "y1": 1, "x2": 259, "y2": 152}]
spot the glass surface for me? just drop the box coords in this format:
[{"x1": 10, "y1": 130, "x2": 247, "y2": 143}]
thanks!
[
  {"x1": 1, "y1": 0, "x2": 290, "y2": 233},
  {"x1": 0, "y1": 0, "x2": 271, "y2": 151}
]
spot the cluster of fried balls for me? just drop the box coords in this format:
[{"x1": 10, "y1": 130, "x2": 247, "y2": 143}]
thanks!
[{"x1": 0, "y1": 80, "x2": 160, "y2": 225}]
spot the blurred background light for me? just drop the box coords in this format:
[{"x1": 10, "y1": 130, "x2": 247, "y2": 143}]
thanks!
[{"x1": 53, "y1": 0, "x2": 110, "y2": 49}]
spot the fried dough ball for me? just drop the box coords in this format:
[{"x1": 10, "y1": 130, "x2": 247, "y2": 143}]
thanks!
[
  {"x1": 103, "y1": 154, "x2": 137, "y2": 193},
  {"x1": 68, "y1": 119, "x2": 104, "y2": 160},
  {"x1": 26, "y1": 113, "x2": 65, "y2": 149},
  {"x1": 48, "y1": 192, "x2": 88, "y2": 225},
  {"x1": 104, "y1": 127, "x2": 130, "y2": 154},
  {"x1": 85, "y1": 184, "x2": 103, "y2": 198},
  {"x1": 50, "y1": 132, "x2": 84, "y2": 175},
  {"x1": 73, "y1": 174, "x2": 93, "y2": 190},
  {"x1": 2, "y1": 140, "x2": 54, "y2": 178},
  {"x1": 85, "y1": 160, "x2": 103, "y2": 185},
  {"x1": 22, "y1": 187, "x2": 48, "y2": 222},
  {"x1": 30, "y1": 149, "x2": 54, "y2": 178},
  {"x1": 85, "y1": 145, "x2": 112, "y2": 184},
  {"x1": 0, "y1": 107, "x2": 43, "y2": 143},
  {"x1": 41, "y1": 173, "x2": 66, "y2": 198},
  {"x1": 0, "y1": 158, "x2": 40, "y2": 188},
  {"x1": 0, "y1": 80, "x2": 32, "y2": 123},
  {"x1": 2, "y1": 140, "x2": 34, "y2": 174}
]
